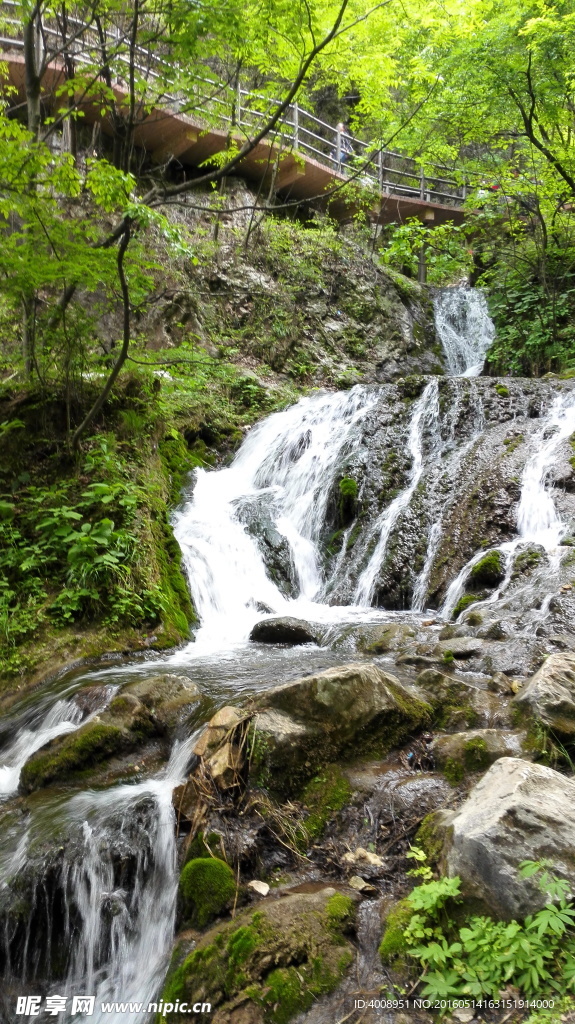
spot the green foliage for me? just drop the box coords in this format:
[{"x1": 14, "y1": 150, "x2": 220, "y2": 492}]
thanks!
[
  {"x1": 179, "y1": 858, "x2": 236, "y2": 929},
  {"x1": 379, "y1": 220, "x2": 473, "y2": 285},
  {"x1": 402, "y1": 860, "x2": 575, "y2": 1003}
]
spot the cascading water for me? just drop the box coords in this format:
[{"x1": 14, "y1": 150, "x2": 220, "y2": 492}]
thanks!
[
  {"x1": 434, "y1": 285, "x2": 495, "y2": 376},
  {"x1": 441, "y1": 387, "x2": 575, "y2": 619},
  {"x1": 353, "y1": 379, "x2": 440, "y2": 605},
  {"x1": 173, "y1": 386, "x2": 378, "y2": 647}
]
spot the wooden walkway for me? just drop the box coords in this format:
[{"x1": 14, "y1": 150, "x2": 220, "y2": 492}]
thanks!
[{"x1": 0, "y1": 14, "x2": 465, "y2": 227}]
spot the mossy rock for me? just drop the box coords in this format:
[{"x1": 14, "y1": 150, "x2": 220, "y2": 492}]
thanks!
[
  {"x1": 179, "y1": 858, "x2": 236, "y2": 929},
  {"x1": 19, "y1": 721, "x2": 132, "y2": 792},
  {"x1": 338, "y1": 477, "x2": 358, "y2": 525},
  {"x1": 159, "y1": 887, "x2": 356, "y2": 1023},
  {"x1": 452, "y1": 592, "x2": 487, "y2": 619},
  {"x1": 378, "y1": 898, "x2": 413, "y2": 966},
  {"x1": 468, "y1": 550, "x2": 505, "y2": 587},
  {"x1": 300, "y1": 764, "x2": 352, "y2": 841}
]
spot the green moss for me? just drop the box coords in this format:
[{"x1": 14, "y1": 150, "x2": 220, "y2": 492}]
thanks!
[
  {"x1": 160, "y1": 891, "x2": 355, "y2": 1023},
  {"x1": 442, "y1": 649, "x2": 455, "y2": 665},
  {"x1": 179, "y1": 857, "x2": 236, "y2": 929},
  {"x1": 301, "y1": 764, "x2": 352, "y2": 841},
  {"x1": 494, "y1": 383, "x2": 510, "y2": 397},
  {"x1": 443, "y1": 757, "x2": 465, "y2": 786},
  {"x1": 512, "y1": 548, "x2": 543, "y2": 577},
  {"x1": 378, "y1": 898, "x2": 413, "y2": 965},
  {"x1": 338, "y1": 477, "x2": 358, "y2": 525},
  {"x1": 452, "y1": 592, "x2": 483, "y2": 619},
  {"x1": 503, "y1": 433, "x2": 523, "y2": 454},
  {"x1": 463, "y1": 736, "x2": 491, "y2": 772},
  {"x1": 257, "y1": 955, "x2": 352, "y2": 1024},
  {"x1": 20, "y1": 722, "x2": 126, "y2": 791},
  {"x1": 325, "y1": 893, "x2": 354, "y2": 932},
  {"x1": 415, "y1": 812, "x2": 446, "y2": 868},
  {"x1": 469, "y1": 550, "x2": 505, "y2": 587},
  {"x1": 184, "y1": 831, "x2": 222, "y2": 864}
]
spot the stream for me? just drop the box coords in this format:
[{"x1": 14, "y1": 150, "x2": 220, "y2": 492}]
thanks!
[{"x1": 1, "y1": 284, "x2": 575, "y2": 1022}]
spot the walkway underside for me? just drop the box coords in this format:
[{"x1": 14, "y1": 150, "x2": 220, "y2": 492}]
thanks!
[{"x1": 2, "y1": 53, "x2": 465, "y2": 227}]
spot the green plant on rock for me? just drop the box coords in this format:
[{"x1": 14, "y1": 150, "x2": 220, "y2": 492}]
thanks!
[
  {"x1": 301, "y1": 765, "x2": 352, "y2": 842},
  {"x1": 400, "y1": 859, "x2": 575, "y2": 1002},
  {"x1": 469, "y1": 551, "x2": 505, "y2": 587},
  {"x1": 338, "y1": 477, "x2": 358, "y2": 526},
  {"x1": 179, "y1": 857, "x2": 236, "y2": 929}
]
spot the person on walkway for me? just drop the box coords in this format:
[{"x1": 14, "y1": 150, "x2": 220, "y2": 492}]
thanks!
[{"x1": 333, "y1": 122, "x2": 354, "y2": 167}]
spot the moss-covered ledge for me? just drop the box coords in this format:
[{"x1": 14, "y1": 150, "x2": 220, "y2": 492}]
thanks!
[{"x1": 158, "y1": 888, "x2": 356, "y2": 1024}]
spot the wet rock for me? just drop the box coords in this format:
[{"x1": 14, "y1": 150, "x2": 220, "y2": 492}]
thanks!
[
  {"x1": 249, "y1": 616, "x2": 320, "y2": 645},
  {"x1": 431, "y1": 729, "x2": 528, "y2": 773},
  {"x1": 513, "y1": 651, "x2": 575, "y2": 736},
  {"x1": 324, "y1": 621, "x2": 416, "y2": 654},
  {"x1": 476, "y1": 620, "x2": 512, "y2": 641},
  {"x1": 193, "y1": 706, "x2": 246, "y2": 758},
  {"x1": 438, "y1": 624, "x2": 473, "y2": 641},
  {"x1": 250, "y1": 663, "x2": 432, "y2": 793},
  {"x1": 433, "y1": 637, "x2": 484, "y2": 659},
  {"x1": 19, "y1": 695, "x2": 157, "y2": 793},
  {"x1": 415, "y1": 669, "x2": 483, "y2": 731},
  {"x1": 444, "y1": 757, "x2": 575, "y2": 918},
  {"x1": 161, "y1": 887, "x2": 356, "y2": 1023},
  {"x1": 125, "y1": 673, "x2": 201, "y2": 729}
]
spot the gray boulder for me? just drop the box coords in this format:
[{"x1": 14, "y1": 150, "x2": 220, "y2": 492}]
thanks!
[
  {"x1": 250, "y1": 662, "x2": 431, "y2": 793},
  {"x1": 514, "y1": 651, "x2": 575, "y2": 735},
  {"x1": 249, "y1": 616, "x2": 320, "y2": 645},
  {"x1": 445, "y1": 757, "x2": 575, "y2": 918}
]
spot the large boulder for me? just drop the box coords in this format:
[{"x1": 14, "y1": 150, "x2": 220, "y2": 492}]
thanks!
[
  {"x1": 444, "y1": 757, "x2": 575, "y2": 918},
  {"x1": 514, "y1": 652, "x2": 575, "y2": 736},
  {"x1": 159, "y1": 887, "x2": 356, "y2": 1024},
  {"x1": 250, "y1": 662, "x2": 431, "y2": 792},
  {"x1": 125, "y1": 673, "x2": 201, "y2": 730},
  {"x1": 249, "y1": 616, "x2": 320, "y2": 645}
]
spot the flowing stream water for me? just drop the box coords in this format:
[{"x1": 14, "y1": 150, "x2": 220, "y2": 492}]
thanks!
[{"x1": 2, "y1": 284, "x2": 575, "y2": 1020}]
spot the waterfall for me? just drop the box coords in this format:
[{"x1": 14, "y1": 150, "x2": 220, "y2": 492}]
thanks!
[
  {"x1": 353, "y1": 379, "x2": 440, "y2": 605},
  {"x1": 173, "y1": 387, "x2": 377, "y2": 646},
  {"x1": 434, "y1": 285, "x2": 495, "y2": 376},
  {"x1": 58, "y1": 737, "x2": 194, "y2": 1023},
  {"x1": 441, "y1": 387, "x2": 575, "y2": 619}
]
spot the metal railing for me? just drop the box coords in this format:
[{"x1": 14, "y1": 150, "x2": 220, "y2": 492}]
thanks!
[{"x1": 0, "y1": 2, "x2": 466, "y2": 207}]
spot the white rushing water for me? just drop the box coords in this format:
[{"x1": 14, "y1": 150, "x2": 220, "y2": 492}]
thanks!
[
  {"x1": 441, "y1": 387, "x2": 575, "y2": 619},
  {"x1": 174, "y1": 386, "x2": 378, "y2": 648},
  {"x1": 434, "y1": 285, "x2": 495, "y2": 376},
  {"x1": 354, "y1": 379, "x2": 440, "y2": 605},
  {"x1": 59, "y1": 736, "x2": 195, "y2": 1024}
]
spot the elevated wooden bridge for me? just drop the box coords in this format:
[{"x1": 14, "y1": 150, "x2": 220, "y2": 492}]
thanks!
[{"x1": 0, "y1": 2, "x2": 465, "y2": 227}]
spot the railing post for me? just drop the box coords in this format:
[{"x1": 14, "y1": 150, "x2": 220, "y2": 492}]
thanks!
[
  {"x1": 336, "y1": 126, "x2": 342, "y2": 170},
  {"x1": 420, "y1": 169, "x2": 425, "y2": 200},
  {"x1": 293, "y1": 101, "x2": 299, "y2": 149}
]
